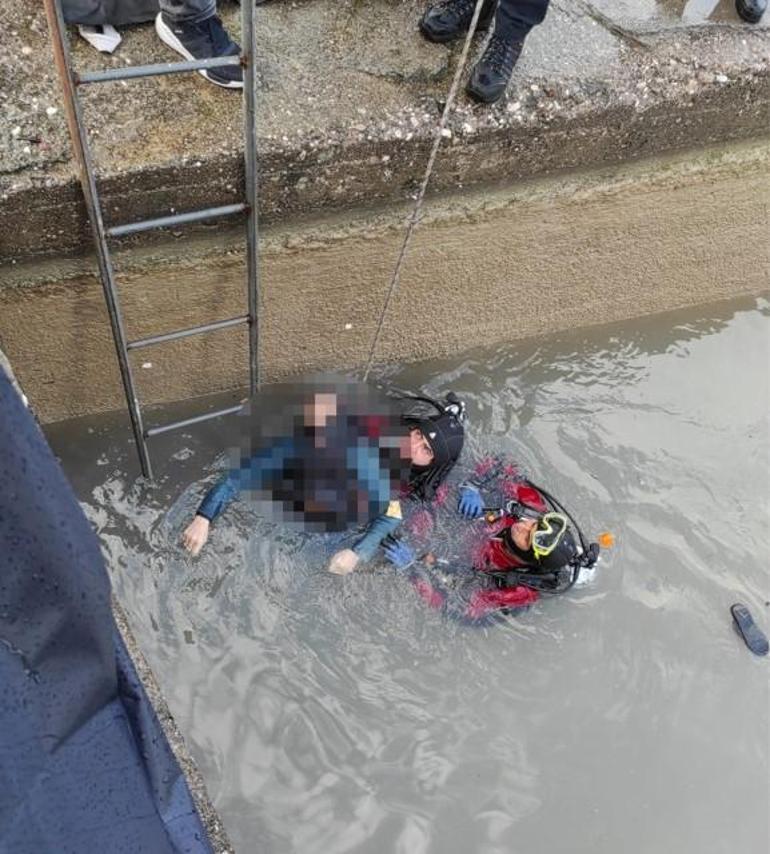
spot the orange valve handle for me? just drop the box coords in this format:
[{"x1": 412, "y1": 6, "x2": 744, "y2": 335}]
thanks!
[{"x1": 597, "y1": 532, "x2": 615, "y2": 549}]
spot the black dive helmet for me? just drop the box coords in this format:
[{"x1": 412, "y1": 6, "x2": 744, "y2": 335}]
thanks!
[{"x1": 402, "y1": 392, "x2": 466, "y2": 500}]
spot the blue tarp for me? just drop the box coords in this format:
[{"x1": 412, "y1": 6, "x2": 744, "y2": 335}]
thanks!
[{"x1": 0, "y1": 371, "x2": 214, "y2": 854}]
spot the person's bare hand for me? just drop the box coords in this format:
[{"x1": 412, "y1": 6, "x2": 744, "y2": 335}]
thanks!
[
  {"x1": 328, "y1": 548, "x2": 360, "y2": 575},
  {"x1": 182, "y1": 515, "x2": 210, "y2": 556}
]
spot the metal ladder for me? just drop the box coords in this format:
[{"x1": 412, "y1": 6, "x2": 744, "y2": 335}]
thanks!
[{"x1": 43, "y1": 0, "x2": 260, "y2": 479}]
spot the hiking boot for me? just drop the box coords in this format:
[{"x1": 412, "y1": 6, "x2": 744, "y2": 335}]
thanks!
[
  {"x1": 467, "y1": 34, "x2": 523, "y2": 104},
  {"x1": 155, "y1": 12, "x2": 243, "y2": 89},
  {"x1": 420, "y1": 0, "x2": 496, "y2": 44},
  {"x1": 736, "y1": 0, "x2": 766, "y2": 22}
]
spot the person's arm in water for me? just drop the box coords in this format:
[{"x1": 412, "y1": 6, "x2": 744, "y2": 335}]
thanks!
[
  {"x1": 327, "y1": 430, "x2": 408, "y2": 574},
  {"x1": 182, "y1": 437, "x2": 296, "y2": 556},
  {"x1": 402, "y1": 562, "x2": 539, "y2": 625},
  {"x1": 328, "y1": 500, "x2": 403, "y2": 575}
]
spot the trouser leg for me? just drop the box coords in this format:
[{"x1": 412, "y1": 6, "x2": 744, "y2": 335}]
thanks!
[
  {"x1": 494, "y1": 0, "x2": 550, "y2": 41},
  {"x1": 158, "y1": 0, "x2": 217, "y2": 25},
  {"x1": 63, "y1": 0, "x2": 160, "y2": 25}
]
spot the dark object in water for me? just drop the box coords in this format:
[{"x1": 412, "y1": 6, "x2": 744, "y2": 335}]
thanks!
[{"x1": 730, "y1": 603, "x2": 769, "y2": 656}]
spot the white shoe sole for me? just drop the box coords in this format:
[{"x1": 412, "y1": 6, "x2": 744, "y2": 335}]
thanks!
[{"x1": 154, "y1": 13, "x2": 243, "y2": 89}]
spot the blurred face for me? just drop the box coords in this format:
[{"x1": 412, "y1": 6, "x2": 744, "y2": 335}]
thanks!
[
  {"x1": 409, "y1": 427, "x2": 434, "y2": 467},
  {"x1": 511, "y1": 517, "x2": 537, "y2": 551},
  {"x1": 304, "y1": 392, "x2": 337, "y2": 427}
]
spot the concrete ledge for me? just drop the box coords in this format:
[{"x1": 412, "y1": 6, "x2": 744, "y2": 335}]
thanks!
[{"x1": 1, "y1": 0, "x2": 768, "y2": 262}]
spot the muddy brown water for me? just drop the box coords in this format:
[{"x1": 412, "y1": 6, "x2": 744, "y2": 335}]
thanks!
[{"x1": 46, "y1": 295, "x2": 769, "y2": 853}]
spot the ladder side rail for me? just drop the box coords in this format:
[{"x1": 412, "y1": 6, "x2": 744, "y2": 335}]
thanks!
[
  {"x1": 242, "y1": 0, "x2": 261, "y2": 395},
  {"x1": 43, "y1": 0, "x2": 153, "y2": 478}
]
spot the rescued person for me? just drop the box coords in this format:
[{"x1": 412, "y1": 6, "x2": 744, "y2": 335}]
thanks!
[
  {"x1": 181, "y1": 391, "x2": 466, "y2": 561},
  {"x1": 328, "y1": 393, "x2": 466, "y2": 574}
]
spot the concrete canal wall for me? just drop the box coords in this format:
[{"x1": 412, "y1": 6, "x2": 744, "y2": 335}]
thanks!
[
  {"x1": 2, "y1": 139, "x2": 769, "y2": 422},
  {"x1": 1, "y1": 0, "x2": 768, "y2": 422}
]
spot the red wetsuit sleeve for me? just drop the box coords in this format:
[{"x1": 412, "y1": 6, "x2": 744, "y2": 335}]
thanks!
[{"x1": 465, "y1": 585, "x2": 539, "y2": 620}]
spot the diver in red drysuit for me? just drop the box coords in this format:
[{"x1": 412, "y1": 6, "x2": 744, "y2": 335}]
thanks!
[{"x1": 383, "y1": 460, "x2": 600, "y2": 625}]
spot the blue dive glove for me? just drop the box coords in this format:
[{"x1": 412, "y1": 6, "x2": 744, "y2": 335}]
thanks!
[
  {"x1": 383, "y1": 536, "x2": 416, "y2": 570},
  {"x1": 458, "y1": 485, "x2": 483, "y2": 519}
]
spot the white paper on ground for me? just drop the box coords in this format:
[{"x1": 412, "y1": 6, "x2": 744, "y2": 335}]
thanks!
[{"x1": 77, "y1": 24, "x2": 122, "y2": 54}]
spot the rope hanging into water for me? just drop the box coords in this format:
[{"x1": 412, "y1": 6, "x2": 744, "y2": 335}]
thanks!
[{"x1": 362, "y1": 0, "x2": 488, "y2": 382}]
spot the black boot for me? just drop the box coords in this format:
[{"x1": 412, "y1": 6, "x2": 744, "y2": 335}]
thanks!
[
  {"x1": 420, "y1": 0, "x2": 496, "y2": 44},
  {"x1": 467, "y1": 34, "x2": 523, "y2": 104},
  {"x1": 736, "y1": 0, "x2": 766, "y2": 22}
]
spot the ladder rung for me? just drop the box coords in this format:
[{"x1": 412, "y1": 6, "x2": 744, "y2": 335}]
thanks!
[
  {"x1": 108, "y1": 203, "x2": 246, "y2": 237},
  {"x1": 77, "y1": 55, "x2": 242, "y2": 85},
  {"x1": 128, "y1": 315, "x2": 249, "y2": 350},
  {"x1": 145, "y1": 404, "x2": 243, "y2": 438}
]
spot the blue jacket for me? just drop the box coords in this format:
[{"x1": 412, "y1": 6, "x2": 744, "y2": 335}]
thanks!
[
  {"x1": 196, "y1": 435, "x2": 398, "y2": 556},
  {"x1": 196, "y1": 437, "x2": 296, "y2": 522},
  {"x1": 351, "y1": 504, "x2": 403, "y2": 561}
]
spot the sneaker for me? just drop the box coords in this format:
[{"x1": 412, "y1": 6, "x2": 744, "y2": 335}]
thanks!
[
  {"x1": 420, "y1": 0, "x2": 496, "y2": 44},
  {"x1": 736, "y1": 0, "x2": 766, "y2": 23},
  {"x1": 155, "y1": 12, "x2": 243, "y2": 89},
  {"x1": 466, "y1": 34, "x2": 523, "y2": 104}
]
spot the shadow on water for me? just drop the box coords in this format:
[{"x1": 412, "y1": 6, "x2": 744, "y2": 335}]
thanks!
[{"x1": 47, "y1": 294, "x2": 770, "y2": 854}]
